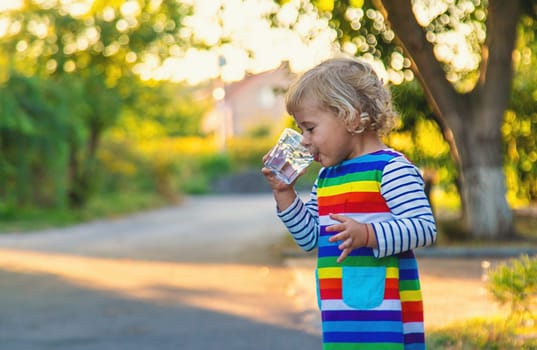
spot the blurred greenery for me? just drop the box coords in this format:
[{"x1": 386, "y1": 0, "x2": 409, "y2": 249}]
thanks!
[
  {"x1": 0, "y1": 1, "x2": 536, "y2": 235},
  {"x1": 0, "y1": 191, "x2": 169, "y2": 232},
  {"x1": 0, "y1": 0, "x2": 195, "y2": 209},
  {"x1": 427, "y1": 254, "x2": 537, "y2": 349},
  {"x1": 488, "y1": 255, "x2": 537, "y2": 319},
  {"x1": 504, "y1": 16, "x2": 537, "y2": 202},
  {"x1": 426, "y1": 316, "x2": 537, "y2": 350}
]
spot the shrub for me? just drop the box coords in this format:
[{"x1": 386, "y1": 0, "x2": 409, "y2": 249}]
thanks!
[
  {"x1": 179, "y1": 153, "x2": 233, "y2": 194},
  {"x1": 487, "y1": 254, "x2": 537, "y2": 321},
  {"x1": 226, "y1": 135, "x2": 274, "y2": 169},
  {"x1": 427, "y1": 317, "x2": 537, "y2": 349}
]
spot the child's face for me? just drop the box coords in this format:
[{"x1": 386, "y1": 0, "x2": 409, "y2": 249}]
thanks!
[{"x1": 293, "y1": 97, "x2": 360, "y2": 167}]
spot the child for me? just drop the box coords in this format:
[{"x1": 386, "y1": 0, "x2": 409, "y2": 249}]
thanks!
[{"x1": 261, "y1": 57, "x2": 437, "y2": 350}]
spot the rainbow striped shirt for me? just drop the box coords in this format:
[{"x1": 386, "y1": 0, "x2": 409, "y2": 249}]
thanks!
[{"x1": 278, "y1": 149, "x2": 436, "y2": 349}]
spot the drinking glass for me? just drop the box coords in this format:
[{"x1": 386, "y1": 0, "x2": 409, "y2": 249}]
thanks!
[{"x1": 264, "y1": 128, "x2": 313, "y2": 184}]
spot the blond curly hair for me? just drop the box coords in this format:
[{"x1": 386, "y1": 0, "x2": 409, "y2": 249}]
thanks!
[{"x1": 285, "y1": 57, "x2": 398, "y2": 135}]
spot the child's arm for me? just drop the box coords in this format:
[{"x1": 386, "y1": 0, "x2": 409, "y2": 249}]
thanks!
[
  {"x1": 371, "y1": 157, "x2": 437, "y2": 258},
  {"x1": 261, "y1": 155, "x2": 320, "y2": 252},
  {"x1": 276, "y1": 183, "x2": 319, "y2": 252}
]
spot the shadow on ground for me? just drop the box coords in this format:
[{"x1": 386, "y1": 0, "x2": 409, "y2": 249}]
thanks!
[{"x1": 0, "y1": 257, "x2": 321, "y2": 350}]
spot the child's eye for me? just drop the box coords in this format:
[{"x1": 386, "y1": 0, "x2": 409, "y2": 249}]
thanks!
[{"x1": 297, "y1": 125, "x2": 314, "y2": 134}]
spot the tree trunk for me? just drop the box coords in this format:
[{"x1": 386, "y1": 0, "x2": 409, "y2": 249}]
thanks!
[
  {"x1": 376, "y1": 0, "x2": 520, "y2": 239},
  {"x1": 67, "y1": 122, "x2": 101, "y2": 208},
  {"x1": 456, "y1": 119, "x2": 514, "y2": 238},
  {"x1": 460, "y1": 164, "x2": 513, "y2": 238}
]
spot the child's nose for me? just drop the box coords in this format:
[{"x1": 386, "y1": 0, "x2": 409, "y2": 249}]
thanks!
[{"x1": 300, "y1": 135, "x2": 310, "y2": 147}]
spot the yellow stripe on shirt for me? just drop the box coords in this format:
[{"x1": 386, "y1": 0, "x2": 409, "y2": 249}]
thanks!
[
  {"x1": 400, "y1": 290, "x2": 423, "y2": 302},
  {"x1": 317, "y1": 181, "x2": 380, "y2": 197},
  {"x1": 318, "y1": 267, "x2": 342, "y2": 279}
]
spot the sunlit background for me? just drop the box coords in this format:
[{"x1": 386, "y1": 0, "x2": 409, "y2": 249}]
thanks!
[
  {"x1": 0, "y1": 0, "x2": 339, "y2": 84},
  {"x1": 0, "y1": 1, "x2": 536, "y2": 347},
  {"x1": 0, "y1": 0, "x2": 478, "y2": 85},
  {"x1": 0, "y1": 0, "x2": 534, "y2": 221}
]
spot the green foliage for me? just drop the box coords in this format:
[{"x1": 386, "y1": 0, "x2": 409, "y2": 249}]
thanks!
[
  {"x1": 97, "y1": 134, "x2": 232, "y2": 196},
  {"x1": 178, "y1": 153, "x2": 233, "y2": 194},
  {"x1": 487, "y1": 254, "x2": 537, "y2": 319},
  {"x1": 67, "y1": 70, "x2": 124, "y2": 208},
  {"x1": 0, "y1": 191, "x2": 168, "y2": 233},
  {"x1": 0, "y1": 1, "x2": 194, "y2": 80},
  {"x1": 0, "y1": 0, "x2": 196, "y2": 209},
  {"x1": 82, "y1": 191, "x2": 171, "y2": 219},
  {"x1": 427, "y1": 317, "x2": 537, "y2": 350},
  {"x1": 388, "y1": 81, "x2": 457, "y2": 193},
  {"x1": 2, "y1": 0, "x2": 537, "y2": 230},
  {"x1": 97, "y1": 137, "x2": 182, "y2": 201},
  {"x1": 320, "y1": 0, "x2": 401, "y2": 67},
  {"x1": 0, "y1": 72, "x2": 87, "y2": 209},
  {"x1": 504, "y1": 15, "x2": 537, "y2": 201},
  {"x1": 227, "y1": 136, "x2": 275, "y2": 170},
  {"x1": 124, "y1": 81, "x2": 212, "y2": 137}
]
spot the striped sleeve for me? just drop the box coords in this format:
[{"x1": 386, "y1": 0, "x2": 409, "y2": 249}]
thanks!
[
  {"x1": 277, "y1": 183, "x2": 319, "y2": 252},
  {"x1": 371, "y1": 157, "x2": 437, "y2": 258}
]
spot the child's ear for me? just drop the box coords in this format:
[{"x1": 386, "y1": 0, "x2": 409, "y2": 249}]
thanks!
[{"x1": 345, "y1": 111, "x2": 365, "y2": 134}]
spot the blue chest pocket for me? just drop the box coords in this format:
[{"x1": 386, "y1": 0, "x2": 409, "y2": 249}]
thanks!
[{"x1": 342, "y1": 266, "x2": 386, "y2": 309}]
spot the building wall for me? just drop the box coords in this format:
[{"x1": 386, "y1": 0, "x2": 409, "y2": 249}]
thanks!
[
  {"x1": 203, "y1": 63, "x2": 294, "y2": 138},
  {"x1": 225, "y1": 64, "x2": 292, "y2": 135}
]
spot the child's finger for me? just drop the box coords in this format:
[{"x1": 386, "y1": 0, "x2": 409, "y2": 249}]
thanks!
[
  {"x1": 261, "y1": 167, "x2": 273, "y2": 176},
  {"x1": 338, "y1": 237, "x2": 353, "y2": 250},
  {"x1": 329, "y1": 213, "x2": 346, "y2": 222},
  {"x1": 327, "y1": 230, "x2": 346, "y2": 242},
  {"x1": 337, "y1": 249, "x2": 351, "y2": 263},
  {"x1": 326, "y1": 223, "x2": 345, "y2": 233}
]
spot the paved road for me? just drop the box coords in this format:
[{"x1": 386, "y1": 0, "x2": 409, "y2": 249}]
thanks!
[{"x1": 0, "y1": 194, "x2": 322, "y2": 350}]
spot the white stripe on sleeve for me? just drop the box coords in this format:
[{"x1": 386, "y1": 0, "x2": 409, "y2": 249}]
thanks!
[
  {"x1": 372, "y1": 156, "x2": 437, "y2": 258},
  {"x1": 277, "y1": 186, "x2": 319, "y2": 252}
]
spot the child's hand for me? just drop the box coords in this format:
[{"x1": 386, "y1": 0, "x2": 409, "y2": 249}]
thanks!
[
  {"x1": 261, "y1": 166, "x2": 293, "y2": 192},
  {"x1": 261, "y1": 151, "x2": 304, "y2": 192},
  {"x1": 326, "y1": 213, "x2": 369, "y2": 263}
]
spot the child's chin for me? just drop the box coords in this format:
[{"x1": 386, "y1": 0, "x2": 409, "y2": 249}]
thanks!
[{"x1": 319, "y1": 159, "x2": 333, "y2": 167}]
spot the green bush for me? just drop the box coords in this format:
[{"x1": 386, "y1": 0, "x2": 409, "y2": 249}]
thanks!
[
  {"x1": 427, "y1": 317, "x2": 537, "y2": 349},
  {"x1": 426, "y1": 255, "x2": 537, "y2": 349},
  {"x1": 488, "y1": 254, "x2": 537, "y2": 320},
  {"x1": 178, "y1": 153, "x2": 233, "y2": 194},
  {"x1": 227, "y1": 136, "x2": 274, "y2": 169}
]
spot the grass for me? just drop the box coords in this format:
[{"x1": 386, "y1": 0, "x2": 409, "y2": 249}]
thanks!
[
  {"x1": 0, "y1": 191, "x2": 172, "y2": 233},
  {"x1": 426, "y1": 316, "x2": 537, "y2": 349}
]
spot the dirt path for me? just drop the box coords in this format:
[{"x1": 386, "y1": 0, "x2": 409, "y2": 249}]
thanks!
[
  {"x1": 0, "y1": 194, "x2": 516, "y2": 349},
  {"x1": 419, "y1": 257, "x2": 507, "y2": 329},
  {"x1": 0, "y1": 194, "x2": 323, "y2": 350}
]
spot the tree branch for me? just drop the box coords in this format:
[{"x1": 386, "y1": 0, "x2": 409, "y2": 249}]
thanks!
[
  {"x1": 374, "y1": 1, "x2": 460, "y2": 116},
  {"x1": 374, "y1": 0, "x2": 462, "y2": 162},
  {"x1": 479, "y1": 0, "x2": 521, "y2": 125}
]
